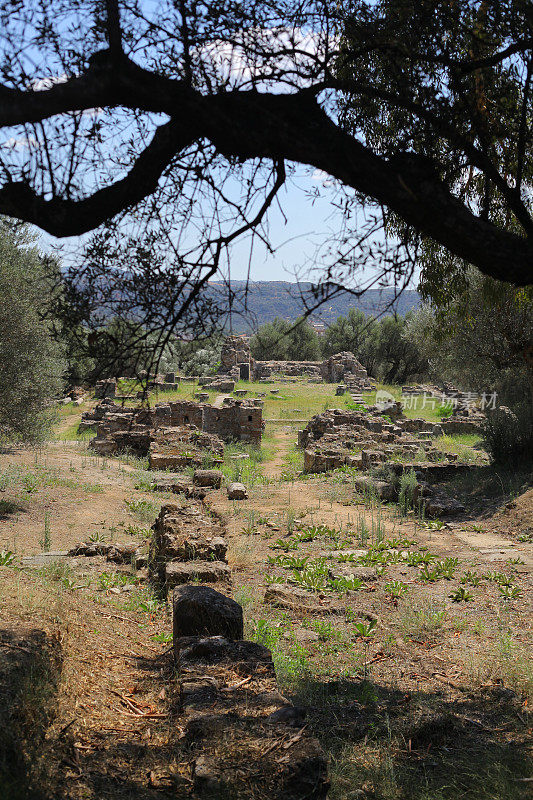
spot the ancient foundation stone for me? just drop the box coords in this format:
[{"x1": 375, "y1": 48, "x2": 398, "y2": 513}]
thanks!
[
  {"x1": 227, "y1": 482, "x2": 248, "y2": 500},
  {"x1": 193, "y1": 469, "x2": 223, "y2": 489},
  {"x1": 166, "y1": 560, "x2": 230, "y2": 588},
  {"x1": 173, "y1": 585, "x2": 243, "y2": 640}
]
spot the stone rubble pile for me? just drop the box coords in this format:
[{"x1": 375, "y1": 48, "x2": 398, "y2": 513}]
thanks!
[
  {"x1": 68, "y1": 539, "x2": 147, "y2": 567},
  {"x1": 299, "y1": 408, "x2": 469, "y2": 516}
]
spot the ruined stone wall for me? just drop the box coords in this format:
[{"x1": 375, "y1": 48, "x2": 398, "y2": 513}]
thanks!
[
  {"x1": 320, "y1": 351, "x2": 370, "y2": 387},
  {"x1": 203, "y1": 403, "x2": 263, "y2": 447},
  {"x1": 251, "y1": 351, "x2": 371, "y2": 385},
  {"x1": 218, "y1": 335, "x2": 251, "y2": 378},
  {"x1": 88, "y1": 395, "x2": 263, "y2": 460},
  {"x1": 252, "y1": 360, "x2": 322, "y2": 379},
  {"x1": 169, "y1": 400, "x2": 204, "y2": 428}
]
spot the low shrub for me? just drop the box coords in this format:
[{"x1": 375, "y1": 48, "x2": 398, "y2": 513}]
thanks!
[{"x1": 482, "y1": 402, "x2": 533, "y2": 466}]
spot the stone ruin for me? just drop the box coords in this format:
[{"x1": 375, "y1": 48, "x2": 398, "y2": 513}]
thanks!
[
  {"x1": 299, "y1": 406, "x2": 441, "y2": 474},
  {"x1": 252, "y1": 351, "x2": 372, "y2": 387},
  {"x1": 61, "y1": 497, "x2": 329, "y2": 797},
  {"x1": 148, "y1": 502, "x2": 329, "y2": 798},
  {"x1": 218, "y1": 334, "x2": 252, "y2": 380},
  {"x1": 94, "y1": 378, "x2": 116, "y2": 399},
  {"x1": 84, "y1": 397, "x2": 263, "y2": 467},
  {"x1": 401, "y1": 383, "x2": 485, "y2": 435},
  {"x1": 299, "y1": 407, "x2": 467, "y2": 514},
  {"x1": 216, "y1": 334, "x2": 372, "y2": 389}
]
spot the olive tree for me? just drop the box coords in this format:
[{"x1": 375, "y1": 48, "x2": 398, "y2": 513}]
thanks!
[{"x1": 0, "y1": 223, "x2": 65, "y2": 443}]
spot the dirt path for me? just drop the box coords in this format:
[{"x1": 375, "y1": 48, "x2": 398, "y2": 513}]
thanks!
[{"x1": 262, "y1": 424, "x2": 294, "y2": 479}]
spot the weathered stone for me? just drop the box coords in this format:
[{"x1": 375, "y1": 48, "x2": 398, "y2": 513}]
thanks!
[
  {"x1": 352, "y1": 475, "x2": 397, "y2": 501},
  {"x1": 423, "y1": 494, "x2": 466, "y2": 517},
  {"x1": 173, "y1": 586, "x2": 243, "y2": 640},
  {"x1": 151, "y1": 475, "x2": 192, "y2": 493},
  {"x1": 106, "y1": 542, "x2": 139, "y2": 564},
  {"x1": 94, "y1": 378, "x2": 116, "y2": 399},
  {"x1": 166, "y1": 560, "x2": 230, "y2": 588},
  {"x1": 193, "y1": 756, "x2": 225, "y2": 797},
  {"x1": 266, "y1": 704, "x2": 307, "y2": 727},
  {"x1": 264, "y1": 584, "x2": 341, "y2": 615},
  {"x1": 193, "y1": 469, "x2": 223, "y2": 489},
  {"x1": 227, "y1": 482, "x2": 248, "y2": 500},
  {"x1": 204, "y1": 380, "x2": 235, "y2": 393},
  {"x1": 176, "y1": 635, "x2": 273, "y2": 672},
  {"x1": 329, "y1": 564, "x2": 378, "y2": 582}
]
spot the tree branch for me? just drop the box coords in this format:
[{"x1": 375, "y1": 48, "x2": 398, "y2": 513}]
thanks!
[{"x1": 0, "y1": 52, "x2": 531, "y2": 285}]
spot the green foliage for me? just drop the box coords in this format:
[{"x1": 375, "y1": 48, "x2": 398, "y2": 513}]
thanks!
[
  {"x1": 450, "y1": 587, "x2": 474, "y2": 602},
  {"x1": 398, "y1": 468, "x2": 418, "y2": 514},
  {"x1": 384, "y1": 580, "x2": 408, "y2": 599},
  {"x1": 322, "y1": 308, "x2": 376, "y2": 366},
  {"x1": 482, "y1": 403, "x2": 533, "y2": 467},
  {"x1": 353, "y1": 619, "x2": 377, "y2": 639},
  {"x1": 0, "y1": 221, "x2": 65, "y2": 443},
  {"x1": 249, "y1": 316, "x2": 321, "y2": 361},
  {"x1": 407, "y1": 274, "x2": 533, "y2": 408},
  {"x1": 124, "y1": 498, "x2": 159, "y2": 523},
  {"x1": 0, "y1": 550, "x2": 15, "y2": 566},
  {"x1": 499, "y1": 585, "x2": 521, "y2": 600}
]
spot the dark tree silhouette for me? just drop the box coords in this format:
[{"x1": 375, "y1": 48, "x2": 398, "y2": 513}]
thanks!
[{"x1": 0, "y1": 0, "x2": 530, "y2": 347}]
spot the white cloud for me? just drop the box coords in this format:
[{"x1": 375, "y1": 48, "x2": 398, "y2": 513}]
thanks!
[
  {"x1": 1, "y1": 135, "x2": 39, "y2": 151},
  {"x1": 31, "y1": 74, "x2": 68, "y2": 92}
]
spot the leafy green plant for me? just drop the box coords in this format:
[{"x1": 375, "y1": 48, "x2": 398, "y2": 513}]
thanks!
[
  {"x1": 398, "y1": 468, "x2": 418, "y2": 514},
  {"x1": 124, "y1": 498, "x2": 159, "y2": 523},
  {"x1": 268, "y1": 553, "x2": 309, "y2": 570},
  {"x1": 270, "y1": 537, "x2": 298, "y2": 552},
  {"x1": 384, "y1": 580, "x2": 408, "y2": 599},
  {"x1": 353, "y1": 619, "x2": 377, "y2": 639},
  {"x1": 499, "y1": 584, "x2": 521, "y2": 600},
  {"x1": 419, "y1": 564, "x2": 440, "y2": 583},
  {"x1": 0, "y1": 550, "x2": 15, "y2": 566},
  {"x1": 461, "y1": 570, "x2": 482, "y2": 587},
  {"x1": 328, "y1": 575, "x2": 363, "y2": 593},
  {"x1": 485, "y1": 571, "x2": 514, "y2": 586},
  {"x1": 405, "y1": 550, "x2": 435, "y2": 566},
  {"x1": 251, "y1": 618, "x2": 284, "y2": 650},
  {"x1": 291, "y1": 559, "x2": 329, "y2": 591},
  {"x1": 309, "y1": 620, "x2": 341, "y2": 642},
  {"x1": 435, "y1": 557, "x2": 459, "y2": 579},
  {"x1": 151, "y1": 632, "x2": 173, "y2": 643},
  {"x1": 98, "y1": 572, "x2": 137, "y2": 591},
  {"x1": 450, "y1": 587, "x2": 474, "y2": 602},
  {"x1": 89, "y1": 531, "x2": 108, "y2": 543}
]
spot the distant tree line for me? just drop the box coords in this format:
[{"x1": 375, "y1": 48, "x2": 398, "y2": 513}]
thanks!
[{"x1": 249, "y1": 311, "x2": 428, "y2": 385}]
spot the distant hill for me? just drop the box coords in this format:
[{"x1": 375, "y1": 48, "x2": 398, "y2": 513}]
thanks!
[{"x1": 207, "y1": 281, "x2": 420, "y2": 332}]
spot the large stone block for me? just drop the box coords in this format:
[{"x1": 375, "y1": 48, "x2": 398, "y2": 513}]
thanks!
[
  {"x1": 173, "y1": 585, "x2": 243, "y2": 640},
  {"x1": 193, "y1": 469, "x2": 223, "y2": 488},
  {"x1": 166, "y1": 560, "x2": 230, "y2": 588},
  {"x1": 227, "y1": 482, "x2": 248, "y2": 500}
]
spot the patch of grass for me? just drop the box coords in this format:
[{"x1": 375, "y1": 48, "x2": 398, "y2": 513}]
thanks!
[
  {"x1": 437, "y1": 433, "x2": 486, "y2": 464},
  {"x1": 124, "y1": 497, "x2": 160, "y2": 523},
  {"x1": 97, "y1": 572, "x2": 138, "y2": 591},
  {"x1": 399, "y1": 600, "x2": 447, "y2": 636},
  {"x1": 220, "y1": 441, "x2": 269, "y2": 487}
]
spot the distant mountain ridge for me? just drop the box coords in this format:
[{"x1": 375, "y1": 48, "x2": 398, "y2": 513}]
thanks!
[{"x1": 208, "y1": 281, "x2": 420, "y2": 332}]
